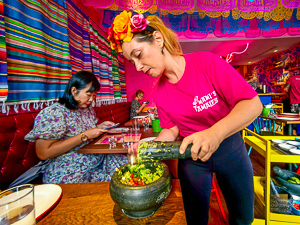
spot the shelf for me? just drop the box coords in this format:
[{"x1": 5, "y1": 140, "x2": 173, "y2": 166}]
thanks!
[
  {"x1": 273, "y1": 84, "x2": 286, "y2": 86},
  {"x1": 244, "y1": 136, "x2": 300, "y2": 163},
  {"x1": 266, "y1": 66, "x2": 283, "y2": 71},
  {"x1": 285, "y1": 66, "x2": 300, "y2": 71},
  {"x1": 270, "y1": 213, "x2": 300, "y2": 223}
]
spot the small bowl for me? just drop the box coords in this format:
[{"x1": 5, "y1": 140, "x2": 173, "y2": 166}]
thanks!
[
  {"x1": 292, "y1": 200, "x2": 300, "y2": 215},
  {"x1": 272, "y1": 139, "x2": 286, "y2": 144},
  {"x1": 278, "y1": 143, "x2": 297, "y2": 151},
  {"x1": 286, "y1": 141, "x2": 300, "y2": 146}
]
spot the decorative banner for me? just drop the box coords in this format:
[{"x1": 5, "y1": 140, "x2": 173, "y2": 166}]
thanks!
[
  {"x1": 281, "y1": 0, "x2": 300, "y2": 8},
  {"x1": 67, "y1": 0, "x2": 92, "y2": 75},
  {"x1": 116, "y1": 0, "x2": 153, "y2": 10},
  {"x1": 0, "y1": 0, "x2": 7, "y2": 102},
  {"x1": 197, "y1": 0, "x2": 236, "y2": 12},
  {"x1": 102, "y1": 9, "x2": 300, "y2": 39},
  {"x1": 4, "y1": 0, "x2": 71, "y2": 104},
  {"x1": 185, "y1": 13, "x2": 217, "y2": 39},
  {"x1": 82, "y1": 0, "x2": 113, "y2": 7},
  {"x1": 161, "y1": 13, "x2": 188, "y2": 34},
  {"x1": 285, "y1": 9, "x2": 300, "y2": 35},
  {"x1": 237, "y1": 0, "x2": 278, "y2": 12},
  {"x1": 157, "y1": 0, "x2": 194, "y2": 11}
]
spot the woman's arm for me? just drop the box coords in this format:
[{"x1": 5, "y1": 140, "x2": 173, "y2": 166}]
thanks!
[
  {"x1": 180, "y1": 95, "x2": 262, "y2": 161},
  {"x1": 36, "y1": 128, "x2": 107, "y2": 160},
  {"x1": 154, "y1": 125, "x2": 180, "y2": 141},
  {"x1": 135, "y1": 103, "x2": 147, "y2": 114}
]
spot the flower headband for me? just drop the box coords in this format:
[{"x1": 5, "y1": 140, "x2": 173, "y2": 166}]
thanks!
[{"x1": 107, "y1": 11, "x2": 150, "y2": 52}]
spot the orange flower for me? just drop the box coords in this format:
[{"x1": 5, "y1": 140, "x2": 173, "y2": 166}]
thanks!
[{"x1": 108, "y1": 11, "x2": 149, "y2": 52}]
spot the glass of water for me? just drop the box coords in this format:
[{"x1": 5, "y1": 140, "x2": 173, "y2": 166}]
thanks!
[
  {"x1": 122, "y1": 128, "x2": 132, "y2": 148},
  {"x1": 142, "y1": 118, "x2": 149, "y2": 131},
  {"x1": 108, "y1": 136, "x2": 117, "y2": 149},
  {"x1": 0, "y1": 184, "x2": 35, "y2": 225}
]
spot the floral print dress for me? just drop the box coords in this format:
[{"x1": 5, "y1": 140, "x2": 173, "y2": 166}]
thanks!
[{"x1": 25, "y1": 103, "x2": 128, "y2": 184}]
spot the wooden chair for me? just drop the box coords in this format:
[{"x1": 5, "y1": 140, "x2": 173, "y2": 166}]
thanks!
[{"x1": 252, "y1": 117, "x2": 284, "y2": 136}]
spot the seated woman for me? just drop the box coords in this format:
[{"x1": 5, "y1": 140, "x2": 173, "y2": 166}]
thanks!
[
  {"x1": 130, "y1": 90, "x2": 148, "y2": 119},
  {"x1": 25, "y1": 71, "x2": 128, "y2": 184}
]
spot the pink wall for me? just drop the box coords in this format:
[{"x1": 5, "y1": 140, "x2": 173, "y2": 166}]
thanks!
[{"x1": 125, "y1": 59, "x2": 160, "y2": 106}]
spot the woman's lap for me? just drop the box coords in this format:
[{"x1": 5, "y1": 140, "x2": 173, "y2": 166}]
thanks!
[{"x1": 43, "y1": 154, "x2": 128, "y2": 183}]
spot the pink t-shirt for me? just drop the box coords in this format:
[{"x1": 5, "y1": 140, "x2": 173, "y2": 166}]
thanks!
[
  {"x1": 287, "y1": 75, "x2": 300, "y2": 104},
  {"x1": 154, "y1": 51, "x2": 258, "y2": 137}
]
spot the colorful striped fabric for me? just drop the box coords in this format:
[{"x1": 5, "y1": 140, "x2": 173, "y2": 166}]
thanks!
[
  {"x1": 111, "y1": 50, "x2": 121, "y2": 100},
  {"x1": 3, "y1": 0, "x2": 72, "y2": 103},
  {"x1": 0, "y1": 0, "x2": 7, "y2": 102},
  {"x1": 88, "y1": 19, "x2": 101, "y2": 102},
  {"x1": 88, "y1": 18, "x2": 114, "y2": 103},
  {"x1": 67, "y1": 0, "x2": 92, "y2": 75},
  {"x1": 118, "y1": 54, "x2": 126, "y2": 100}
]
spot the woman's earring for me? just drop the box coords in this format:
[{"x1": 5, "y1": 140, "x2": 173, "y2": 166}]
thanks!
[{"x1": 161, "y1": 48, "x2": 164, "y2": 55}]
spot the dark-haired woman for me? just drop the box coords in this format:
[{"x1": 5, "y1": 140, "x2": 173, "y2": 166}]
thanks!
[{"x1": 25, "y1": 71, "x2": 128, "y2": 184}]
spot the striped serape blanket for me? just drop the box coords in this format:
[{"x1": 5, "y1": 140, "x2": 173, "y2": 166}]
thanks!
[
  {"x1": 3, "y1": 0, "x2": 72, "y2": 103},
  {"x1": 67, "y1": 0, "x2": 92, "y2": 75},
  {"x1": 118, "y1": 54, "x2": 127, "y2": 101},
  {"x1": 0, "y1": 0, "x2": 7, "y2": 102},
  {"x1": 111, "y1": 50, "x2": 121, "y2": 100}
]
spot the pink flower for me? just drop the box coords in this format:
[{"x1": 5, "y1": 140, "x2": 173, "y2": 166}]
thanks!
[{"x1": 130, "y1": 14, "x2": 149, "y2": 32}]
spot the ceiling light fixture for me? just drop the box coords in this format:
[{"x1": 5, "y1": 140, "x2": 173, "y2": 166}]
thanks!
[
  {"x1": 248, "y1": 62, "x2": 251, "y2": 64},
  {"x1": 274, "y1": 50, "x2": 278, "y2": 52}
]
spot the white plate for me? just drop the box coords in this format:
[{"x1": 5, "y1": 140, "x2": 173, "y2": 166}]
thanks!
[
  {"x1": 133, "y1": 116, "x2": 147, "y2": 119},
  {"x1": 280, "y1": 113, "x2": 299, "y2": 116},
  {"x1": 286, "y1": 141, "x2": 300, "y2": 146},
  {"x1": 140, "y1": 137, "x2": 156, "y2": 142},
  {"x1": 293, "y1": 195, "x2": 300, "y2": 201},
  {"x1": 278, "y1": 143, "x2": 297, "y2": 150},
  {"x1": 276, "y1": 116, "x2": 300, "y2": 121},
  {"x1": 271, "y1": 139, "x2": 286, "y2": 144},
  {"x1": 290, "y1": 149, "x2": 300, "y2": 155},
  {"x1": 34, "y1": 184, "x2": 62, "y2": 219},
  {"x1": 107, "y1": 127, "x2": 129, "y2": 134}
]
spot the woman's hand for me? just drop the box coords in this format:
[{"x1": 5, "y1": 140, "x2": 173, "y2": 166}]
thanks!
[
  {"x1": 179, "y1": 128, "x2": 224, "y2": 162},
  {"x1": 97, "y1": 121, "x2": 115, "y2": 129},
  {"x1": 85, "y1": 128, "x2": 107, "y2": 139},
  {"x1": 128, "y1": 142, "x2": 140, "y2": 155}
]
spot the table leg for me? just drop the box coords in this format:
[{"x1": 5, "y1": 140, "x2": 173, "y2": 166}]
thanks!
[{"x1": 287, "y1": 124, "x2": 293, "y2": 136}]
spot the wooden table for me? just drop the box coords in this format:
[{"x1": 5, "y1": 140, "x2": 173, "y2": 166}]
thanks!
[
  {"x1": 259, "y1": 115, "x2": 300, "y2": 136},
  {"x1": 77, "y1": 128, "x2": 160, "y2": 154},
  {"x1": 37, "y1": 180, "x2": 186, "y2": 225}
]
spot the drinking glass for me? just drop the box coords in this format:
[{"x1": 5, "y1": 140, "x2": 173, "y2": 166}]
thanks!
[
  {"x1": 122, "y1": 128, "x2": 133, "y2": 148},
  {"x1": 108, "y1": 136, "x2": 117, "y2": 149},
  {"x1": 132, "y1": 118, "x2": 140, "y2": 131},
  {"x1": 0, "y1": 184, "x2": 35, "y2": 225},
  {"x1": 142, "y1": 118, "x2": 149, "y2": 131}
]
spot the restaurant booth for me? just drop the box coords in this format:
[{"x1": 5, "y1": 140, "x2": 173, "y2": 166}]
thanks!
[{"x1": 0, "y1": 0, "x2": 300, "y2": 224}]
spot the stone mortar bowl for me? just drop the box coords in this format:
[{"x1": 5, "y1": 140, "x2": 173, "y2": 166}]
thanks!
[
  {"x1": 109, "y1": 162, "x2": 172, "y2": 219},
  {"x1": 273, "y1": 166, "x2": 300, "y2": 196}
]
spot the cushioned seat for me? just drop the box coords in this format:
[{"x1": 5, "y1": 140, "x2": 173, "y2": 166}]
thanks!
[{"x1": 0, "y1": 102, "x2": 131, "y2": 190}]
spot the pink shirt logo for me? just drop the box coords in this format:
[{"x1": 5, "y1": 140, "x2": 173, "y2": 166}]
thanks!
[{"x1": 193, "y1": 91, "x2": 219, "y2": 112}]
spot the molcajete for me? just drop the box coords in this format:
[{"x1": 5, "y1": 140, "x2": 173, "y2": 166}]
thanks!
[
  {"x1": 273, "y1": 166, "x2": 300, "y2": 196},
  {"x1": 109, "y1": 162, "x2": 172, "y2": 218}
]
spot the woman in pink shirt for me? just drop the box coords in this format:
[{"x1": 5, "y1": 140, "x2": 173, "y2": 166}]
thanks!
[{"x1": 108, "y1": 11, "x2": 262, "y2": 224}]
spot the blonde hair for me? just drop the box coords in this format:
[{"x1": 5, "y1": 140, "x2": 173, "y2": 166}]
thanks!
[{"x1": 132, "y1": 15, "x2": 182, "y2": 56}]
